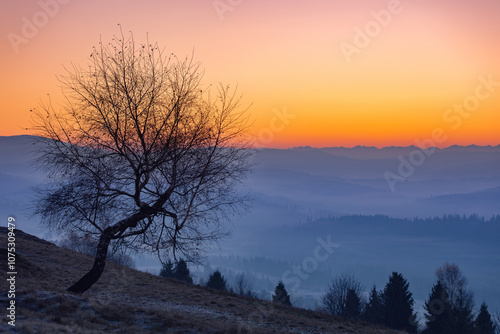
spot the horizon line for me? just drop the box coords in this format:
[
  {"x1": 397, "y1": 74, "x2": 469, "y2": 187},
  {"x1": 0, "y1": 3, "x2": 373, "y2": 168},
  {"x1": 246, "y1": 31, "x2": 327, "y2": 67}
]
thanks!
[{"x1": 2, "y1": 134, "x2": 499, "y2": 151}]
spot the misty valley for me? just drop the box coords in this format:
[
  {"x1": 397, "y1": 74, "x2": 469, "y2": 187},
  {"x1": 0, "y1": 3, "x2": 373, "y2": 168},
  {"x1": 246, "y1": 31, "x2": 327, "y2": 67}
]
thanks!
[{"x1": 1, "y1": 135, "x2": 499, "y2": 329}]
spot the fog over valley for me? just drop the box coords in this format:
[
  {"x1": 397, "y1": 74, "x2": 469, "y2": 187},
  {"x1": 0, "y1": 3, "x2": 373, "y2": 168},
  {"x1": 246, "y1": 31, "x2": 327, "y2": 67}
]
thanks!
[{"x1": 2, "y1": 135, "x2": 499, "y2": 319}]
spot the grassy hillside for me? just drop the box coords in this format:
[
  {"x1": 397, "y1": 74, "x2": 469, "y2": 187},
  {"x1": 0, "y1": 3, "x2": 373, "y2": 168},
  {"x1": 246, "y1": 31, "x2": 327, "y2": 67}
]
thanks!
[{"x1": 0, "y1": 227, "x2": 403, "y2": 333}]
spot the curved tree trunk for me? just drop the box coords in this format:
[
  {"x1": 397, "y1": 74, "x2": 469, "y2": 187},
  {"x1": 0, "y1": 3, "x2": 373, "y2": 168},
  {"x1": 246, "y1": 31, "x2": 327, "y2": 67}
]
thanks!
[
  {"x1": 66, "y1": 196, "x2": 172, "y2": 294},
  {"x1": 67, "y1": 232, "x2": 112, "y2": 294}
]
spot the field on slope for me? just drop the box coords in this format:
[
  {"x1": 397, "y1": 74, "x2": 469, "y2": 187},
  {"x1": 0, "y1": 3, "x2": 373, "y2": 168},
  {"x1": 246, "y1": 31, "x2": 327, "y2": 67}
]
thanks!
[{"x1": 0, "y1": 227, "x2": 403, "y2": 334}]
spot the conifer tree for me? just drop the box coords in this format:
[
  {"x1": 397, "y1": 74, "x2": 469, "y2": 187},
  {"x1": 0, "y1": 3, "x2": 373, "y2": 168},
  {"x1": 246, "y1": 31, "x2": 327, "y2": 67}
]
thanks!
[
  {"x1": 452, "y1": 286, "x2": 475, "y2": 334},
  {"x1": 382, "y1": 272, "x2": 418, "y2": 333},
  {"x1": 363, "y1": 285, "x2": 384, "y2": 324},
  {"x1": 344, "y1": 289, "x2": 362, "y2": 319},
  {"x1": 206, "y1": 270, "x2": 227, "y2": 291},
  {"x1": 174, "y1": 259, "x2": 193, "y2": 284},
  {"x1": 272, "y1": 281, "x2": 292, "y2": 306},
  {"x1": 159, "y1": 259, "x2": 175, "y2": 278},
  {"x1": 474, "y1": 302, "x2": 496, "y2": 334},
  {"x1": 422, "y1": 281, "x2": 454, "y2": 334}
]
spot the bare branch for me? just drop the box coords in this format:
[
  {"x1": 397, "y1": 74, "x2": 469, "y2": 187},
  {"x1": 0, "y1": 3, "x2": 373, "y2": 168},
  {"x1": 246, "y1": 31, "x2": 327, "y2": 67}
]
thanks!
[{"x1": 31, "y1": 30, "x2": 252, "y2": 293}]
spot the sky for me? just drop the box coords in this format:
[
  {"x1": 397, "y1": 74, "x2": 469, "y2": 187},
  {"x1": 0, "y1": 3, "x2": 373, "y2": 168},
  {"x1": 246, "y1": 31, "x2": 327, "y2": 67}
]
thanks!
[{"x1": 1, "y1": 0, "x2": 499, "y2": 148}]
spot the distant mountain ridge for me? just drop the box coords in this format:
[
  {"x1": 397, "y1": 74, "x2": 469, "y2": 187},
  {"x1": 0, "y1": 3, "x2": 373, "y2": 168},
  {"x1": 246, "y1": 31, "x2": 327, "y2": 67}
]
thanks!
[
  {"x1": 288, "y1": 144, "x2": 500, "y2": 150},
  {"x1": 285, "y1": 144, "x2": 500, "y2": 160}
]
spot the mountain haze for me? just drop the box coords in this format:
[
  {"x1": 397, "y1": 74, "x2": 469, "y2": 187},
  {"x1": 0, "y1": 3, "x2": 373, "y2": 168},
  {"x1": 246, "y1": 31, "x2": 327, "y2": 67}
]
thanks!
[{"x1": 1, "y1": 135, "x2": 499, "y2": 321}]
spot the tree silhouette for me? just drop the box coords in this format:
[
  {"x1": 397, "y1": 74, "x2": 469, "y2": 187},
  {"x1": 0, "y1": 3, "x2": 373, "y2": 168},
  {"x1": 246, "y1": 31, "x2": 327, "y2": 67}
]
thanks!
[
  {"x1": 436, "y1": 262, "x2": 473, "y2": 309},
  {"x1": 234, "y1": 273, "x2": 254, "y2": 297},
  {"x1": 206, "y1": 270, "x2": 227, "y2": 291},
  {"x1": 322, "y1": 274, "x2": 363, "y2": 317},
  {"x1": 422, "y1": 281, "x2": 453, "y2": 334},
  {"x1": 474, "y1": 302, "x2": 496, "y2": 334},
  {"x1": 272, "y1": 281, "x2": 292, "y2": 306},
  {"x1": 174, "y1": 259, "x2": 193, "y2": 284},
  {"x1": 363, "y1": 285, "x2": 384, "y2": 324},
  {"x1": 344, "y1": 289, "x2": 362, "y2": 319},
  {"x1": 32, "y1": 29, "x2": 251, "y2": 294},
  {"x1": 159, "y1": 260, "x2": 175, "y2": 279},
  {"x1": 435, "y1": 263, "x2": 475, "y2": 334},
  {"x1": 382, "y1": 272, "x2": 417, "y2": 333},
  {"x1": 452, "y1": 286, "x2": 475, "y2": 334}
]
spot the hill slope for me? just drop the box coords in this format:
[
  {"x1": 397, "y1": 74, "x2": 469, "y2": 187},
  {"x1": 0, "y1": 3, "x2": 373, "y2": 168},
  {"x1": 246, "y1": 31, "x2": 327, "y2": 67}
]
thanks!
[{"x1": 0, "y1": 228, "x2": 403, "y2": 333}]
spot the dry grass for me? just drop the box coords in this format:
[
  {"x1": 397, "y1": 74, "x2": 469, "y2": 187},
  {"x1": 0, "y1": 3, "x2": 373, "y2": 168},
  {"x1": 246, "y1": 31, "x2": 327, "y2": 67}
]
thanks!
[{"x1": 0, "y1": 228, "x2": 404, "y2": 333}]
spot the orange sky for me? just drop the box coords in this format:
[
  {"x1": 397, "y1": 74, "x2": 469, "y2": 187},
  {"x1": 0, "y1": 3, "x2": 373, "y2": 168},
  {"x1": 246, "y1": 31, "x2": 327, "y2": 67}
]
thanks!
[{"x1": 1, "y1": 0, "x2": 499, "y2": 148}]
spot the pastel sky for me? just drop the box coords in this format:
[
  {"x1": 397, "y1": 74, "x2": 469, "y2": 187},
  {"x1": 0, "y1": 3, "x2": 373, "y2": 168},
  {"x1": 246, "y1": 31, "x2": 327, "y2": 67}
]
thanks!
[{"x1": 1, "y1": 0, "x2": 499, "y2": 148}]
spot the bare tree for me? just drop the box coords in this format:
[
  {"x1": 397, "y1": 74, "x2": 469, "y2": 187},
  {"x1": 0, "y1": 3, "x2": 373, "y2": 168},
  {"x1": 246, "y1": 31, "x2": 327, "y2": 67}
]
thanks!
[
  {"x1": 234, "y1": 273, "x2": 254, "y2": 297},
  {"x1": 32, "y1": 29, "x2": 252, "y2": 294},
  {"x1": 435, "y1": 262, "x2": 474, "y2": 309},
  {"x1": 322, "y1": 274, "x2": 364, "y2": 317},
  {"x1": 435, "y1": 262, "x2": 476, "y2": 332}
]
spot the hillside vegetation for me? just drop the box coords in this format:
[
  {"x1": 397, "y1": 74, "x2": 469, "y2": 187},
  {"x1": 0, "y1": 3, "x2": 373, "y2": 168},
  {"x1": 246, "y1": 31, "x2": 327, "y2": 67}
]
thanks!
[{"x1": 0, "y1": 227, "x2": 403, "y2": 333}]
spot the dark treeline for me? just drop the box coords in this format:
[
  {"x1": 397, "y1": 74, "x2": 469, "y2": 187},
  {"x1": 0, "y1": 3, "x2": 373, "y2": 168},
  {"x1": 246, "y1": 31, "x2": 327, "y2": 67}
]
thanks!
[
  {"x1": 319, "y1": 214, "x2": 500, "y2": 225},
  {"x1": 305, "y1": 214, "x2": 500, "y2": 244},
  {"x1": 318, "y1": 262, "x2": 497, "y2": 333},
  {"x1": 159, "y1": 260, "x2": 499, "y2": 333},
  {"x1": 154, "y1": 214, "x2": 500, "y2": 332}
]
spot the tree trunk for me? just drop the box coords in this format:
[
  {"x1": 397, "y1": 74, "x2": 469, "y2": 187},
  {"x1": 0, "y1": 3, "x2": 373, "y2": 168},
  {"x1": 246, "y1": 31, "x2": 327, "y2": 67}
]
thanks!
[
  {"x1": 66, "y1": 203, "x2": 165, "y2": 294},
  {"x1": 67, "y1": 232, "x2": 112, "y2": 294}
]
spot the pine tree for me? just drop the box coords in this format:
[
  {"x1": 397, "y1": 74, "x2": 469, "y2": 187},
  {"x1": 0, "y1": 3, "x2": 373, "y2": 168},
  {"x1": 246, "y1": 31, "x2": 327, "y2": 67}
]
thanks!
[
  {"x1": 344, "y1": 289, "x2": 362, "y2": 319},
  {"x1": 206, "y1": 270, "x2": 227, "y2": 291},
  {"x1": 422, "y1": 281, "x2": 454, "y2": 334},
  {"x1": 174, "y1": 259, "x2": 193, "y2": 284},
  {"x1": 452, "y1": 286, "x2": 475, "y2": 334},
  {"x1": 382, "y1": 272, "x2": 418, "y2": 333},
  {"x1": 474, "y1": 302, "x2": 496, "y2": 334},
  {"x1": 272, "y1": 281, "x2": 292, "y2": 306},
  {"x1": 159, "y1": 259, "x2": 175, "y2": 278},
  {"x1": 363, "y1": 285, "x2": 384, "y2": 325}
]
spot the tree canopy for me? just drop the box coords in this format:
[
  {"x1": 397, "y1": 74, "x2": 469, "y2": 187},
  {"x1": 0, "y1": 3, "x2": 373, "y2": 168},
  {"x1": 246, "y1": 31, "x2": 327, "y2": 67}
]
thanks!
[
  {"x1": 422, "y1": 281, "x2": 453, "y2": 334},
  {"x1": 474, "y1": 302, "x2": 496, "y2": 334},
  {"x1": 206, "y1": 270, "x2": 228, "y2": 291},
  {"x1": 363, "y1": 285, "x2": 383, "y2": 324},
  {"x1": 32, "y1": 29, "x2": 251, "y2": 293},
  {"x1": 382, "y1": 272, "x2": 417, "y2": 333},
  {"x1": 272, "y1": 281, "x2": 292, "y2": 306},
  {"x1": 322, "y1": 274, "x2": 363, "y2": 317}
]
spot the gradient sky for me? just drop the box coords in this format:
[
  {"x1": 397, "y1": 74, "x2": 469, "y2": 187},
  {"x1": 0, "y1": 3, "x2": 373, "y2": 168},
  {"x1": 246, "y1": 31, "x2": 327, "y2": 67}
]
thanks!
[{"x1": 1, "y1": 0, "x2": 499, "y2": 148}]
